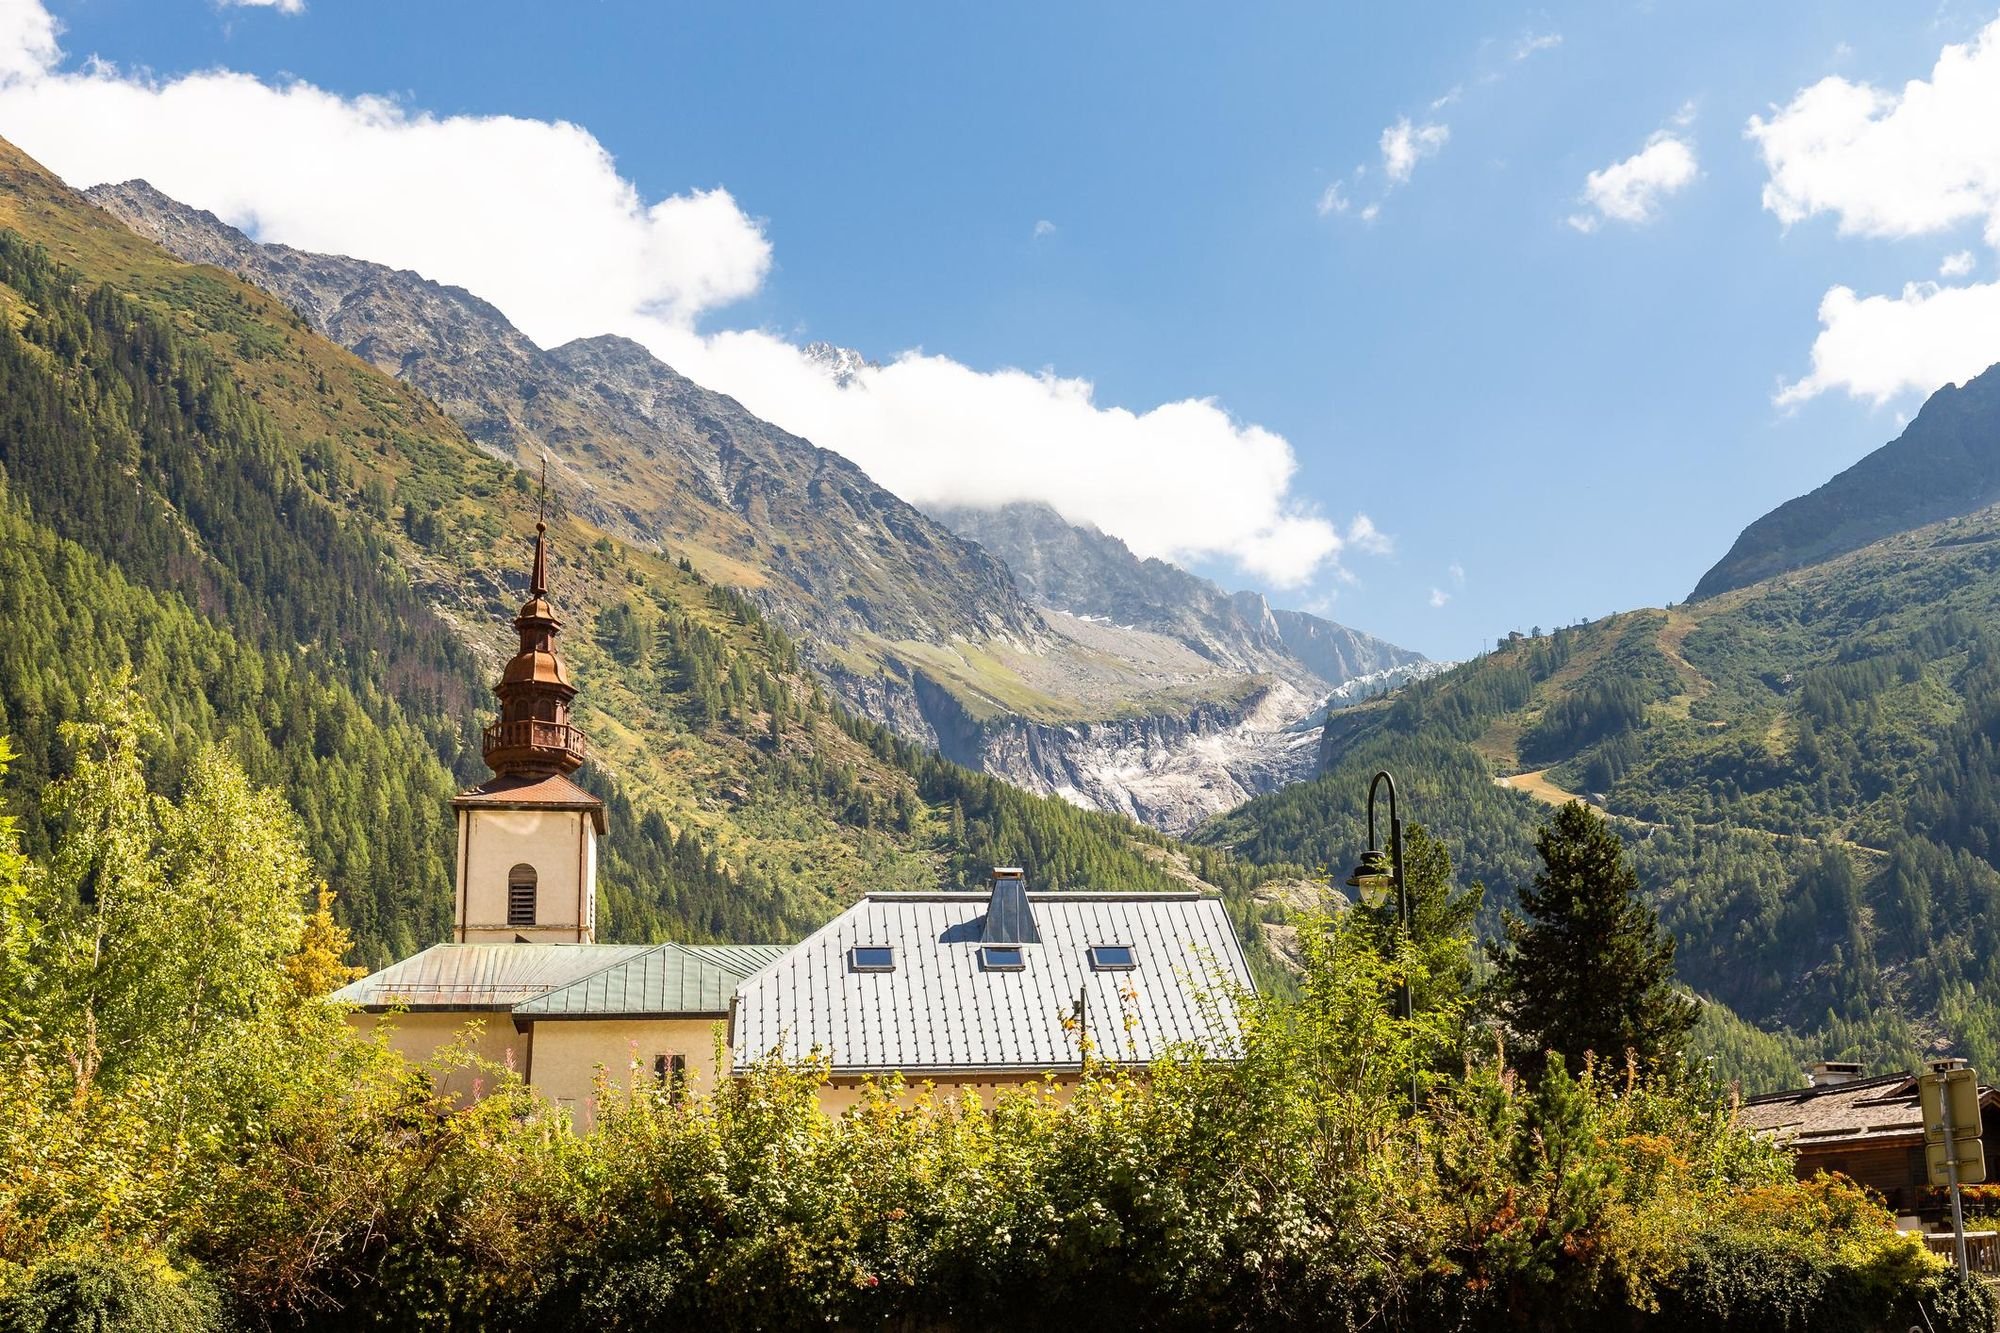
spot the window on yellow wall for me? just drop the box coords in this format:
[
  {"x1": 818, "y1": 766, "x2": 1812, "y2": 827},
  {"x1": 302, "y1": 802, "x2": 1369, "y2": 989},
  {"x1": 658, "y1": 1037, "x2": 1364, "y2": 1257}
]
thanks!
[
  {"x1": 507, "y1": 864, "x2": 537, "y2": 925},
  {"x1": 653, "y1": 1052, "x2": 687, "y2": 1101}
]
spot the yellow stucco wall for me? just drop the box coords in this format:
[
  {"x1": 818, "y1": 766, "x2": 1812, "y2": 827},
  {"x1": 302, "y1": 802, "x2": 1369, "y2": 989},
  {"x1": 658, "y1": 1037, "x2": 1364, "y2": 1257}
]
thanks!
[
  {"x1": 349, "y1": 1007, "x2": 1090, "y2": 1129},
  {"x1": 456, "y1": 807, "x2": 596, "y2": 942},
  {"x1": 350, "y1": 1010, "x2": 528, "y2": 1103},
  {"x1": 526, "y1": 1017, "x2": 727, "y2": 1131}
]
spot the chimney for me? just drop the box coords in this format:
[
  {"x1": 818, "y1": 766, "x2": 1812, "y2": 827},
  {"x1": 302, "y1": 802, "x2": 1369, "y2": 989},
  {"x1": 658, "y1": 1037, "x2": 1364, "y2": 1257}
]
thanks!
[
  {"x1": 1808, "y1": 1060, "x2": 1865, "y2": 1086},
  {"x1": 981, "y1": 868, "x2": 1040, "y2": 945}
]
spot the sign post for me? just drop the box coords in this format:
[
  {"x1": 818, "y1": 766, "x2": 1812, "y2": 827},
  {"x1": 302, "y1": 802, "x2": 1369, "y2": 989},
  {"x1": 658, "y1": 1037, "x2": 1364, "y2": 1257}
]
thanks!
[{"x1": 1919, "y1": 1059, "x2": 1986, "y2": 1280}]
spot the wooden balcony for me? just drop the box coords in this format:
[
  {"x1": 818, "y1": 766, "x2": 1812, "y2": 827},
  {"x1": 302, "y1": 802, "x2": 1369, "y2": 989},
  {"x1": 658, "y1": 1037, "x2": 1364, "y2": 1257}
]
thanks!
[{"x1": 482, "y1": 719, "x2": 588, "y2": 766}]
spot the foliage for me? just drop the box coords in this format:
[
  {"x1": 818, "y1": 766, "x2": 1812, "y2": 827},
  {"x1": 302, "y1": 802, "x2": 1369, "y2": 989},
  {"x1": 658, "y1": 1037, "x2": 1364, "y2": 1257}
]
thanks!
[
  {"x1": 1, "y1": 726, "x2": 1982, "y2": 1330},
  {"x1": 1490, "y1": 802, "x2": 1699, "y2": 1076},
  {"x1": 0, "y1": 1254, "x2": 226, "y2": 1333}
]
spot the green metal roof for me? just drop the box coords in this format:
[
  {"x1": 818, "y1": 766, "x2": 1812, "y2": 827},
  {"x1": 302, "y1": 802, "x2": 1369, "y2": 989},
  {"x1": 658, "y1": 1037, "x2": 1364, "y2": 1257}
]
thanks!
[
  {"x1": 512, "y1": 942, "x2": 787, "y2": 1018},
  {"x1": 683, "y1": 944, "x2": 789, "y2": 977}
]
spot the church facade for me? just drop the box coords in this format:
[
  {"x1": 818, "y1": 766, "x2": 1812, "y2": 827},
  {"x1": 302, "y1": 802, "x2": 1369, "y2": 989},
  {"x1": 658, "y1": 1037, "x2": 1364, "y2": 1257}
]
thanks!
[
  {"x1": 336, "y1": 516, "x2": 1254, "y2": 1125},
  {"x1": 334, "y1": 517, "x2": 769, "y2": 1128}
]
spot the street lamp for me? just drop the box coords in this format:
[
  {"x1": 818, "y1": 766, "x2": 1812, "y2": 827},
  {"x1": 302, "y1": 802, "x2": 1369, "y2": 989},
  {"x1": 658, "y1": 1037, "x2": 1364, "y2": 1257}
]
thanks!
[{"x1": 1345, "y1": 769, "x2": 1416, "y2": 1108}]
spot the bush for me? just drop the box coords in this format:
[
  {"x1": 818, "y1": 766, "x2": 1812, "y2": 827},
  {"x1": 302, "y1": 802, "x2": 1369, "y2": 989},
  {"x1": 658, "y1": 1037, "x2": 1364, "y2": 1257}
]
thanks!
[
  {"x1": 1655, "y1": 1230, "x2": 1991, "y2": 1333},
  {"x1": 0, "y1": 1253, "x2": 227, "y2": 1333}
]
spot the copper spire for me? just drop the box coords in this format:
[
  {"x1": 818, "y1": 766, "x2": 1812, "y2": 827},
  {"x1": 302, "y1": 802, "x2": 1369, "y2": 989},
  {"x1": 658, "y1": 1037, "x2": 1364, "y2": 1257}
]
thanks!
[
  {"x1": 529, "y1": 520, "x2": 549, "y2": 600},
  {"x1": 480, "y1": 484, "x2": 587, "y2": 778}
]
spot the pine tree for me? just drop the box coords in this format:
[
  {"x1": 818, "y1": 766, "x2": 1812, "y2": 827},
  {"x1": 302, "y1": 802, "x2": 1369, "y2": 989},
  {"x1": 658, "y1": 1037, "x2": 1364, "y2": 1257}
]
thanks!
[{"x1": 1488, "y1": 801, "x2": 1697, "y2": 1076}]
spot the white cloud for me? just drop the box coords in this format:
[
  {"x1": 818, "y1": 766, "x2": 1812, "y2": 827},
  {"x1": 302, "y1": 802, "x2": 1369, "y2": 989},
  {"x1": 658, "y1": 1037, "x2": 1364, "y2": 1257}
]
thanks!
[
  {"x1": 1359, "y1": 202, "x2": 1381, "y2": 223},
  {"x1": 1567, "y1": 131, "x2": 1698, "y2": 232},
  {"x1": 0, "y1": 0, "x2": 58, "y2": 82},
  {"x1": 0, "y1": 64, "x2": 770, "y2": 343},
  {"x1": 1316, "y1": 182, "x2": 1349, "y2": 217},
  {"x1": 1775, "y1": 279, "x2": 2000, "y2": 406},
  {"x1": 1380, "y1": 117, "x2": 1450, "y2": 185},
  {"x1": 1447, "y1": 561, "x2": 1466, "y2": 586},
  {"x1": 1428, "y1": 587, "x2": 1450, "y2": 608},
  {"x1": 221, "y1": 0, "x2": 305, "y2": 12},
  {"x1": 0, "y1": 2, "x2": 1341, "y2": 587},
  {"x1": 1512, "y1": 31, "x2": 1562, "y2": 60},
  {"x1": 1032, "y1": 218, "x2": 1056, "y2": 239},
  {"x1": 1344, "y1": 514, "x2": 1393, "y2": 557},
  {"x1": 1752, "y1": 19, "x2": 2000, "y2": 404},
  {"x1": 1748, "y1": 18, "x2": 2000, "y2": 244}
]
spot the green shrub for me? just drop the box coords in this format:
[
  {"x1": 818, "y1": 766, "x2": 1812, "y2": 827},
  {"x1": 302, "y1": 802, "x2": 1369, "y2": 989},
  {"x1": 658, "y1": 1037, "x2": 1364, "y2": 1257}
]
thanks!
[{"x1": 0, "y1": 1254, "x2": 226, "y2": 1333}]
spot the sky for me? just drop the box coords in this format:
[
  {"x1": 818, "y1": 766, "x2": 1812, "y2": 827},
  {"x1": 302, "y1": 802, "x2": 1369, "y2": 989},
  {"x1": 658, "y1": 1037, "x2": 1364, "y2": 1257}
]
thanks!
[{"x1": 4, "y1": 0, "x2": 2000, "y2": 659}]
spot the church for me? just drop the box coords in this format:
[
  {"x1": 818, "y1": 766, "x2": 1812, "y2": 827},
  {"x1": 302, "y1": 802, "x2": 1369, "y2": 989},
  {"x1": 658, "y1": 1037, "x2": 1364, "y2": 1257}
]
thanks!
[{"x1": 335, "y1": 517, "x2": 1255, "y2": 1125}]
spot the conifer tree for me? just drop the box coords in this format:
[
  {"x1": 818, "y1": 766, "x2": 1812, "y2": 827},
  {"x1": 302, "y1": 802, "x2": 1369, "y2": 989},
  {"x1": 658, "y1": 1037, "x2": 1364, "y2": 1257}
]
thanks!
[{"x1": 1489, "y1": 801, "x2": 1696, "y2": 1075}]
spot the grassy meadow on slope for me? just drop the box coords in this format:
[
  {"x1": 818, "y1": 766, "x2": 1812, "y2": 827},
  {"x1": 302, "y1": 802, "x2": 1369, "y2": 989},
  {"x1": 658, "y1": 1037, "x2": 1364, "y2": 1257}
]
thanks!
[{"x1": 0, "y1": 140, "x2": 1261, "y2": 972}]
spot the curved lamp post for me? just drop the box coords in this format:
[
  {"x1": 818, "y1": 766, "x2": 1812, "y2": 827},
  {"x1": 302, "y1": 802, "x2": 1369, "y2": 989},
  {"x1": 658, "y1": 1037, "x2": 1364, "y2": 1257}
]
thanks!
[{"x1": 1346, "y1": 769, "x2": 1417, "y2": 1109}]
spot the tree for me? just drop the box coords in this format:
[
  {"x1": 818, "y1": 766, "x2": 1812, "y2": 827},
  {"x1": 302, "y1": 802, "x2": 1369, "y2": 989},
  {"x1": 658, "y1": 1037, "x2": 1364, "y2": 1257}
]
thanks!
[{"x1": 1488, "y1": 801, "x2": 1697, "y2": 1075}]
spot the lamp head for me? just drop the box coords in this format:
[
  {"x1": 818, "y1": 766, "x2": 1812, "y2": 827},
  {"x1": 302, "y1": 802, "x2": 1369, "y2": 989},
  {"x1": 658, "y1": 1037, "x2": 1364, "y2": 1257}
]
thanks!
[{"x1": 1345, "y1": 848, "x2": 1395, "y2": 909}]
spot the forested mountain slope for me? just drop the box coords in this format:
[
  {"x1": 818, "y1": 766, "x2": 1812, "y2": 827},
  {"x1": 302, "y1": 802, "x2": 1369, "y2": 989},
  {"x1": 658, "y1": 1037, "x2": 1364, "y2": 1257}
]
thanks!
[
  {"x1": 0, "y1": 137, "x2": 1261, "y2": 973},
  {"x1": 1693, "y1": 362, "x2": 2000, "y2": 599},
  {"x1": 1201, "y1": 495, "x2": 2000, "y2": 1087},
  {"x1": 83, "y1": 180, "x2": 1374, "y2": 834}
]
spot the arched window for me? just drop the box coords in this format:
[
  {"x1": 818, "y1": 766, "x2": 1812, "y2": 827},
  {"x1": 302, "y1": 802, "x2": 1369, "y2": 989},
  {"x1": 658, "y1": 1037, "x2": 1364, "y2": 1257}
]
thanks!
[{"x1": 507, "y1": 864, "x2": 537, "y2": 926}]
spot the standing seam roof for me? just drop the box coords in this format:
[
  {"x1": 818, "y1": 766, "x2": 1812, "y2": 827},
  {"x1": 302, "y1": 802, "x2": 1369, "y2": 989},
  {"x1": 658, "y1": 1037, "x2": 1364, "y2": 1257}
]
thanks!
[{"x1": 732, "y1": 893, "x2": 1252, "y2": 1073}]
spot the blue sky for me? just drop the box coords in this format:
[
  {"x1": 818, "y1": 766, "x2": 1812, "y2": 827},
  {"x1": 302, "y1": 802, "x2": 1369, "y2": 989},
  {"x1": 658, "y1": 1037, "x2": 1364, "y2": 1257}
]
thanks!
[{"x1": 14, "y1": 0, "x2": 2000, "y2": 658}]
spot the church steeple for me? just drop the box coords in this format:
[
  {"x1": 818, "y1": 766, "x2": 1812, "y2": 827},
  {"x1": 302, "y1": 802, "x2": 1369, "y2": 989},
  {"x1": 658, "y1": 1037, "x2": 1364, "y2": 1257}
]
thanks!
[
  {"x1": 481, "y1": 518, "x2": 589, "y2": 778},
  {"x1": 453, "y1": 493, "x2": 604, "y2": 946}
]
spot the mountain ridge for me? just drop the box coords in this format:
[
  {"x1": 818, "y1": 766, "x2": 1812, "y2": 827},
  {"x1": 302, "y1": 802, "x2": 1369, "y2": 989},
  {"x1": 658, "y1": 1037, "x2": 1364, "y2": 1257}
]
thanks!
[
  {"x1": 927, "y1": 498, "x2": 1423, "y2": 692},
  {"x1": 1692, "y1": 362, "x2": 2000, "y2": 600},
  {"x1": 85, "y1": 178, "x2": 1422, "y2": 834}
]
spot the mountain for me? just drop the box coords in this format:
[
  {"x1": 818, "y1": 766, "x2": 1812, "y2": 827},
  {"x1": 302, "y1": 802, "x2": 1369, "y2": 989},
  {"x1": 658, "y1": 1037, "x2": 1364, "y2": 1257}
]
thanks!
[
  {"x1": 0, "y1": 136, "x2": 1268, "y2": 979},
  {"x1": 928, "y1": 499, "x2": 1424, "y2": 691},
  {"x1": 1692, "y1": 362, "x2": 2000, "y2": 599},
  {"x1": 1201, "y1": 372, "x2": 2000, "y2": 1089},
  {"x1": 83, "y1": 179, "x2": 1037, "y2": 649},
  {"x1": 85, "y1": 181, "x2": 1417, "y2": 833}
]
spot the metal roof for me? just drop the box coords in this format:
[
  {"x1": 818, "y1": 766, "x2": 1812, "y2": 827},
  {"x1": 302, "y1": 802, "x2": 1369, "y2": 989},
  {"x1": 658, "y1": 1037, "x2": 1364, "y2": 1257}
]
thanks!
[
  {"x1": 515, "y1": 942, "x2": 788, "y2": 1017},
  {"x1": 685, "y1": 944, "x2": 791, "y2": 977},
  {"x1": 330, "y1": 942, "x2": 652, "y2": 1010},
  {"x1": 731, "y1": 892, "x2": 1253, "y2": 1074}
]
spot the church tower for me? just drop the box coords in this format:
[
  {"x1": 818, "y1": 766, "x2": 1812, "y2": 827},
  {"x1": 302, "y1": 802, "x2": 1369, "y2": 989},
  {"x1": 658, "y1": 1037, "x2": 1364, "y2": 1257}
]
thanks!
[{"x1": 451, "y1": 518, "x2": 605, "y2": 943}]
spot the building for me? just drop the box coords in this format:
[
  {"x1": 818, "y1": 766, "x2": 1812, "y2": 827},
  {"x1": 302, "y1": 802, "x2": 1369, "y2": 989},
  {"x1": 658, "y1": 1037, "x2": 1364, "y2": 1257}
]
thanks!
[
  {"x1": 339, "y1": 522, "x2": 1257, "y2": 1124},
  {"x1": 335, "y1": 516, "x2": 782, "y2": 1126},
  {"x1": 338, "y1": 940, "x2": 783, "y2": 1126},
  {"x1": 730, "y1": 869, "x2": 1256, "y2": 1113},
  {"x1": 1737, "y1": 1061, "x2": 2000, "y2": 1218}
]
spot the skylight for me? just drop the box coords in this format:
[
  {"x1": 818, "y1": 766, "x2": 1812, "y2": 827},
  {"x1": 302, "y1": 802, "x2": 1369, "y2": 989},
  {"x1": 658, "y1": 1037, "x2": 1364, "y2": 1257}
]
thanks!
[
  {"x1": 849, "y1": 945, "x2": 895, "y2": 973},
  {"x1": 979, "y1": 945, "x2": 1027, "y2": 972},
  {"x1": 1088, "y1": 944, "x2": 1136, "y2": 971}
]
